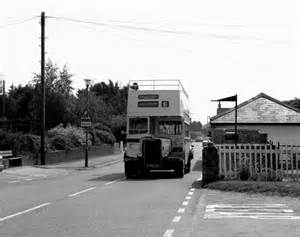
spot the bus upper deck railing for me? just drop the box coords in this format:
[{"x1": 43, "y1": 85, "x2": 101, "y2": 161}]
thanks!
[{"x1": 129, "y1": 80, "x2": 188, "y2": 98}]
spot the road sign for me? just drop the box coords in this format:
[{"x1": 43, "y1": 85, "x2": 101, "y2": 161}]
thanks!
[{"x1": 81, "y1": 121, "x2": 92, "y2": 128}]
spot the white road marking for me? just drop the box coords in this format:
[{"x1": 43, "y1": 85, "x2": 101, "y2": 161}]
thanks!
[
  {"x1": 190, "y1": 188, "x2": 195, "y2": 191},
  {"x1": 68, "y1": 187, "x2": 95, "y2": 197},
  {"x1": 188, "y1": 191, "x2": 194, "y2": 195},
  {"x1": 172, "y1": 216, "x2": 181, "y2": 222},
  {"x1": 204, "y1": 204, "x2": 299, "y2": 220},
  {"x1": 177, "y1": 208, "x2": 185, "y2": 214},
  {"x1": 24, "y1": 178, "x2": 33, "y2": 181},
  {"x1": 8, "y1": 180, "x2": 20, "y2": 183},
  {"x1": 163, "y1": 229, "x2": 174, "y2": 237},
  {"x1": 182, "y1": 201, "x2": 189, "y2": 206},
  {"x1": 0, "y1": 202, "x2": 51, "y2": 222},
  {"x1": 104, "y1": 179, "x2": 120, "y2": 185},
  {"x1": 185, "y1": 196, "x2": 191, "y2": 200}
]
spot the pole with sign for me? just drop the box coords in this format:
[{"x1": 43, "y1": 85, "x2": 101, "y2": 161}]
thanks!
[{"x1": 81, "y1": 112, "x2": 91, "y2": 167}]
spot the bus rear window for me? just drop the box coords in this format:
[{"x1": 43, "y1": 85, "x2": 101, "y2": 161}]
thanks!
[
  {"x1": 159, "y1": 121, "x2": 182, "y2": 135},
  {"x1": 129, "y1": 118, "x2": 148, "y2": 134}
]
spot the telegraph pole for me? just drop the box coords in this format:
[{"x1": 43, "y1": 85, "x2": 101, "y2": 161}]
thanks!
[{"x1": 40, "y1": 12, "x2": 46, "y2": 165}]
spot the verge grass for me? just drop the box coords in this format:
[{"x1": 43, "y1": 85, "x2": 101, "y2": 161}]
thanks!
[{"x1": 201, "y1": 180, "x2": 300, "y2": 197}]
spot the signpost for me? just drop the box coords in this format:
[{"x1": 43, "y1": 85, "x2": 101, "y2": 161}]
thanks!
[{"x1": 81, "y1": 112, "x2": 91, "y2": 167}]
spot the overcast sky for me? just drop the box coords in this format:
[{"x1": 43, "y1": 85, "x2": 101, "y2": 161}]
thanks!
[{"x1": 0, "y1": 0, "x2": 299, "y2": 123}]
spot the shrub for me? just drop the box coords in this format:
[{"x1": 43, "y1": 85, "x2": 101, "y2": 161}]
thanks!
[
  {"x1": 93, "y1": 122, "x2": 111, "y2": 133},
  {"x1": 95, "y1": 129, "x2": 116, "y2": 144},
  {"x1": 49, "y1": 134, "x2": 74, "y2": 151},
  {"x1": 0, "y1": 129, "x2": 11, "y2": 150},
  {"x1": 15, "y1": 134, "x2": 41, "y2": 155},
  {"x1": 48, "y1": 123, "x2": 87, "y2": 147}
]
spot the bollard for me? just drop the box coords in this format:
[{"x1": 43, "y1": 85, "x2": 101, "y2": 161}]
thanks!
[{"x1": 120, "y1": 141, "x2": 124, "y2": 152}]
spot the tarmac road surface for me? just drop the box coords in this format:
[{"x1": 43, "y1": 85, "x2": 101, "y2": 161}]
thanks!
[{"x1": 0, "y1": 143, "x2": 299, "y2": 237}]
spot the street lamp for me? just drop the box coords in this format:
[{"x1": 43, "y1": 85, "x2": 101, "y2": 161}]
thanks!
[{"x1": 84, "y1": 78, "x2": 92, "y2": 167}]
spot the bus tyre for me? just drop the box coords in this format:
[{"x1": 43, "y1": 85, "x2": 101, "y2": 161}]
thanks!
[
  {"x1": 175, "y1": 160, "x2": 184, "y2": 178},
  {"x1": 185, "y1": 159, "x2": 191, "y2": 174},
  {"x1": 125, "y1": 162, "x2": 134, "y2": 179}
]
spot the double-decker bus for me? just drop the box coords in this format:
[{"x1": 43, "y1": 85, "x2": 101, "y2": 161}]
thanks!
[{"x1": 124, "y1": 80, "x2": 193, "y2": 178}]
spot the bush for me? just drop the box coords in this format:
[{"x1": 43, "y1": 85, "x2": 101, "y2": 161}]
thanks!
[
  {"x1": 93, "y1": 122, "x2": 111, "y2": 133},
  {"x1": 12, "y1": 134, "x2": 41, "y2": 155},
  {"x1": 0, "y1": 129, "x2": 11, "y2": 150},
  {"x1": 48, "y1": 123, "x2": 87, "y2": 147},
  {"x1": 95, "y1": 129, "x2": 116, "y2": 144},
  {"x1": 49, "y1": 134, "x2": 74, "y2": 151}
]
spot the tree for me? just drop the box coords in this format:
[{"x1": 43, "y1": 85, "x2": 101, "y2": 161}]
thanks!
[
  {"x1": 284, "y1": 98, "x2": 300, "y2": 110},
  {"x1": 31, "y1": 59, "x2": 75, "y2": 130},
  {"x1": 190, "y1": 121, "x2": 203, "y2": 131}
]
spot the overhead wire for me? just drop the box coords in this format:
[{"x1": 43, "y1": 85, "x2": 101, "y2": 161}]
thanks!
[
  {"x1": 47, "y1": 15, "x2": 289, "y2": 43},
  {"x1": 0, "y1": 16, "x2": 39, "y2": 30}
]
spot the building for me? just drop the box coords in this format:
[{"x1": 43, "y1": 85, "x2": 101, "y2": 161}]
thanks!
[{"x1": 210, "y1": 93, "x2": 300, "y2": 145}]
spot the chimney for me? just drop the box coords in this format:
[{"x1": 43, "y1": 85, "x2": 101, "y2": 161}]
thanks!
[{"x1": 217, "y1": 102, "x2": 231, "y2": 115}]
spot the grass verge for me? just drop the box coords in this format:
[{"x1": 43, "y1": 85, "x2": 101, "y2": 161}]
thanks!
[{"x1": 200, "y1": 180, "x2": 300, "y2": 197}]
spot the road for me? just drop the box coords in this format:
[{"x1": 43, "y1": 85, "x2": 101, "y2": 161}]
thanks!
[{"x1": 0, "y1": 143, "x2": 299, "y2": 237}]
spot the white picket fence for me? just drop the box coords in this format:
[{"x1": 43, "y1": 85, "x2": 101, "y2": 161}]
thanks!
[{"x1": 216, "y1": 144, "x2": 300, "y2": 181}]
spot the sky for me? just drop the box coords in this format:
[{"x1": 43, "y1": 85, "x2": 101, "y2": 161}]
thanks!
[{"x1": 0, "y1": 0, "x2": 299, "y2": 123}]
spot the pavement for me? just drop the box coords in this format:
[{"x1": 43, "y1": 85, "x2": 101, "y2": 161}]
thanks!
[{"x1": 0, "y1": 143, "x2": 299, "y2": 236}]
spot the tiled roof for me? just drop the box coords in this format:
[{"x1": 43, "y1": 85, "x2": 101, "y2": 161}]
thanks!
[{"x1": 210, "y1": 93, "x2": 300, "y2": 124}]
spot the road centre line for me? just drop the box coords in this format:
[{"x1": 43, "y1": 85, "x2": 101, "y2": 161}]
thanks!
[
  {"x1": 190, "y1": 188, "x2": 195, "y2": 191},
  {"x1": 68, "y1": 187, "x2": 95, "y2": 197},
  {"x1": 188, "y1": 191, "x2": 194, "y2": 195},
  {"x1": 104, "y1": 179, "x2": 121, "y2": 185},
  {"x1": 182, "y1": 201, "x2": 189, "y2": 206},
  {"x1": 8, "y1": 180, "x2": 20, "y2": 183},
  {"x1": 177, "y1": 208, "x2": 185, "y2": 213},
  {"x1": 172, "y1": 216, "x2": 181, "y2": 222},
  {"x1": 185, "y1": 196, "x2": 191, "y2": 200},
  {"x1": 163, "y1": 229, "x2": 174, "y2": 237},
  {"x1": 0, "y1": 202, "x2": 51, "y2": 223}
]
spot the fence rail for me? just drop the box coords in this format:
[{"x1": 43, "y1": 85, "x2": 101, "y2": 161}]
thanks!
[{"x1": 216, "y1": 144, "x2": 300, "y2": 181}]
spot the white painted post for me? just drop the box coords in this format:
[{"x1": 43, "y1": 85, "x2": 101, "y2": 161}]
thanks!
[
  {"x1": 279, "y1": 146, "x2": 283, "y2": 178},
  {"x1": 296, "y1": 148, "x2": 299, "y2": 180},
  {"x1": 228, "y1": 146, "x2": 232, "y2": 177},
  {"x1": 275, "y1": 145, "x2": 279, "y2": 179},
  {"x1": 234, "y1": 145, "x2": 237, "y2": 178},
  {"x1": 291, "y1": 145, "x2": 294, "y2": 177},
  {"x1": 248, "y1": 144, "x2": 252, "y2": 178},
  {"x1": 259, "y1": 145, "x2": 263, "y2": 176},
  {"x1": 265, "y1": 145, "x2": 268, "y2": 180},
  {"x1": 218, "y1": 146, "x2": 222, "y2": 176},
  {"x1": 285, "y1": 145, "x2": 288, "y2": 178},
  {"x1": 254, "y1": 145, "x2": 257, "y2": 176},
  {"x1": 120, "y1": 141, "x2": 124, "y2": 153}
]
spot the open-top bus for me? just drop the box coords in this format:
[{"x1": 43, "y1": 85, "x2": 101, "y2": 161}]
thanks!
[{"x1": 124, "y1": 80, "x2": 193, "y2": 178}]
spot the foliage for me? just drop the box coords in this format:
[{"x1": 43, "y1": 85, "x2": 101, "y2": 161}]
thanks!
[
  {"x1": 283, "y1": 98, "x2": 300, "y2": 110},
  {"x1": 1, "y1": 59, "x2": 128, "y2": 144},
  {"x1": 94, "y1": 129, "x2": 116, "y2": 144},
  {"x1": 110, "y1": 115, "x2": 126, "y2": 141},
  {"x1": 48, "y1": 123, "x2": 88, "y2": 147},
  {"x1": 48, "y1": 134, "x2": 74, "y2": 151},
  {"x1": 190, "y1": 121, "x2": 202, "y2": 131}
]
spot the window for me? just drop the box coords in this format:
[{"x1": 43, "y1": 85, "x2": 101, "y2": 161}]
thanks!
[
  {"x1": 138, "y1": 101, "x2": 159, "y2": 107},
  {"x1": 159, "y1": 121, "x2": 182, "y2": 135},
  {"x1": 161, "y1": 101, "x2": 169, "y2": 107},
  {"x1": 129, "y1": 118, "x2": 148, "y2": 134}
]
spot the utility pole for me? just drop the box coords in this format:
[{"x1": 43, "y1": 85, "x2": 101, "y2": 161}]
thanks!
[{"x1": 40, "y1": 12, "x2": 46, "y2": 165}]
